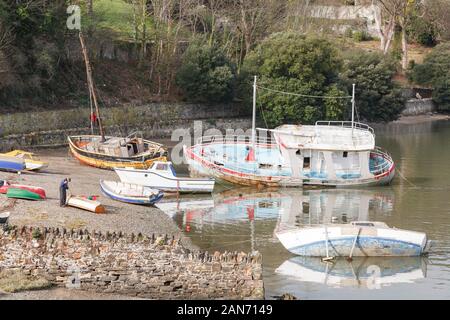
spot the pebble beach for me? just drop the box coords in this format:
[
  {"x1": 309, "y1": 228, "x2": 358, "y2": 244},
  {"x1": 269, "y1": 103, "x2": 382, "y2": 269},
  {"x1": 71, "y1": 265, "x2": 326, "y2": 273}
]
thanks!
[{"x1": 0, "y1": 148, "x2": 194, "y2": 250}]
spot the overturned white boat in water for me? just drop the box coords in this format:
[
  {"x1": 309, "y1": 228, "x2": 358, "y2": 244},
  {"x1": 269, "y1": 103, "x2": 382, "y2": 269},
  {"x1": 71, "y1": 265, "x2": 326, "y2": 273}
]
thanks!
[
  {"x1": 276, "y1": 221, "x2": 429, "y2": 257},
  {"x1": 114, "y1": 161, "x2": 215, "y2": 193}
]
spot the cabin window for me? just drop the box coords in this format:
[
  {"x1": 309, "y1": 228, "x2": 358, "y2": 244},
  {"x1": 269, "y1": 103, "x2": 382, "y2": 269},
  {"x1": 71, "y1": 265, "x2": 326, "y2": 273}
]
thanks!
[
  {"x1": 343, "y1": 151, "x2": 348, "y2": 158},
  {"x1": 259, "y1": 201, "x2": 275, "y2": 209},
  {"x1": 131, "y1": 143, "x2": 138, "y2": 154},
  {"x1": 156, "y1": 163, "x2": 168, "y2": 171},
  {"x1": 302, "y1": 202, "x2": 309, "y2": 214},
  {"x1": 303, "y1": 157, "x2": 311, "y2": 169}
]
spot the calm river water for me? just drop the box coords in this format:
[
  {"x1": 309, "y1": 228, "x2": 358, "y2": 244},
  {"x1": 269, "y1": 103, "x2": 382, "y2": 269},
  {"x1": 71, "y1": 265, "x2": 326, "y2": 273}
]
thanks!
[{"x1": 158, "y1": 119, "x2": 450, "y2": 299}]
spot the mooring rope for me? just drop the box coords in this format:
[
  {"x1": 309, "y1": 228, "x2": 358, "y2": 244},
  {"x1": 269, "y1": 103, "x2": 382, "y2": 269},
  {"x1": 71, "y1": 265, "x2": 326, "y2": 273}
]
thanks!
[{"x1": 396, "y1": 167, "x2": 420, "y2": 188}]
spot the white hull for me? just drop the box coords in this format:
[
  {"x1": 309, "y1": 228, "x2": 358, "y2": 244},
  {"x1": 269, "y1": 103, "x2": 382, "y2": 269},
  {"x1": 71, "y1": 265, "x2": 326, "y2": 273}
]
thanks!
[
  {"x1": 184, "y1": 137, "x2": 395, "y2": 188},
  {"x1": 114, "y1": 165, "x2": 215, "y2": 193},
  {"x1": 25, "y1": 161, "x2": 48, "y2": 171},
  {"x1": 100, "y1": 180, "x2": 163, "y2": 205},
  {"x1": 276, "y1": 222, "x2": 428, "y2": 257},
  {"x1": 67, "y1": 196, "x2": 105, "y2": 213}
]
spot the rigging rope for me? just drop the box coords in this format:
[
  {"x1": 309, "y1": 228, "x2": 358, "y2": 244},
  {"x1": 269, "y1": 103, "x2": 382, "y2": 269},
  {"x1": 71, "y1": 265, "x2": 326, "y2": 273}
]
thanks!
[
  {"x1": 256, "y1": 85, "x2": 353, "y2": 99},
  {"x1": 258, "y1": 103, "x2": 269, "y2": 129}
]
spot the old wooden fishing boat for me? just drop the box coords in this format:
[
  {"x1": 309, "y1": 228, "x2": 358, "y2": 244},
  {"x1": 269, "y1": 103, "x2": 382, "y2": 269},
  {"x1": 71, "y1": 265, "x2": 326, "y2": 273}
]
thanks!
[
  {"x1": 67, "y1": 196, "x2": 105, "y2": 214},
  {"x1": 100, "y1": 180, "x2": 163, "y2": 205},
  {"x1": 68, "y1": 32, "x2": 167, "y2": 170},
  {"x1": 184, "y1": 80, "x2": 395, "y2": 187},
  {"x1": 0, "y1": 155, "x2": 25, "y2": 173},
  {"x1": 114, "y1": 161, "x2": 215, "y2": 193},
  {"x1": 275, "y1": 221, "x2": 428, "y2": 257},
  {"x1": 1, "y1": 150, "x2": 48, "y2": 171},
  {"x1": 68, "y1": 133, "x2": 167, "y2": 170}
]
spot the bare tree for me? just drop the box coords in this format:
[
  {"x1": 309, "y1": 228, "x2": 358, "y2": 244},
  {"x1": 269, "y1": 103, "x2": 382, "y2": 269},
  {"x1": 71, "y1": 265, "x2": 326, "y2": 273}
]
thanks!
[
  {"x1": 146, "y1": 0, "x2": 196, "y2": 96},
  {"x1": 422, "y1": 0, "x2": 450, "y2": 40},
  {"x1": 235, "y1": 0, "x2": 268, "y2": 57},
  {"x1": 125, "y1": 0, "x2": 151, "y2": 67},
  {"x1": 0, "y1": 20, "x2": 14, "y2": 86},
  {"x1": 373, "y1": 0, "x2": 404, "y2": 54},
  {"x1": 374, "y1": 0, "x2": 415, "y2": 70}
]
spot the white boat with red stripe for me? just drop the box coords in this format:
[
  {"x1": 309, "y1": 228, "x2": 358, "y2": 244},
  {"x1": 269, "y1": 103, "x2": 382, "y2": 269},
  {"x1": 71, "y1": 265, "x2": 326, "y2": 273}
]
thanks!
[{"x1": 183, "y1": 80, "x2": 395, "y2": 188}]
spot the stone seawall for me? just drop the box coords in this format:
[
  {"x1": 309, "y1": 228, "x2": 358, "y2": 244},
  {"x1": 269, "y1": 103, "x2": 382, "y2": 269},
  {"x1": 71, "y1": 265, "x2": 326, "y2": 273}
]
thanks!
[
  {"x1": 0, "y1": 119, "x2": 253, "y2": 152},
  {"x1": 401, "y1": 98, "x2": 435, "y2": 116},
  {"x1": 0, "y1": 103, "x2": 250, "y2": 136},
  {"x1": 0, "y1": 226, "x2": 264, "y2": 299},
  {"x1": 0, "y1": 102, "x2": 252, "y2": 151},
  {"x1": 402, "y1": 98, "x2": 436, "y2": 116}
]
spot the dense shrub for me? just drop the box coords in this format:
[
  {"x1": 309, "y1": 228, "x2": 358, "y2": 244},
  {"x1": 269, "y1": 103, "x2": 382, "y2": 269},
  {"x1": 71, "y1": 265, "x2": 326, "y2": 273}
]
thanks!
[
  {"x1": 176, "y1": 41, "x2": 236, "y2": 104},
  {"x1": 407, "y1": 13, "x2": 438, "y2": 47},
  {"x1": 0, "y1": 0, "x2": 72, "y2": 106},
  {"x1": 432, "y1": 78, "x2": 450, "y2": 111},
  {"x1": 241, "y1": 33, "x2": 348, "y2": 127},
  {"x1": 409, "y1": 43, "x2": 450, "y2": 111},
  {"x1": 340, "y1": 51, "x2": 405, "y2": 122},
  {"x1": 352, "y1": 30, "x2": 372, "y2": 42}
]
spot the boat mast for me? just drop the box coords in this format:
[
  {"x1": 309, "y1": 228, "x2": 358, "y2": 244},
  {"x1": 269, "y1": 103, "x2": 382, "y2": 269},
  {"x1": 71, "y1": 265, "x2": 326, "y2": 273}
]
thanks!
[
  {"x1": 351, "y1": 83, "x2": 356, "y2": 134},
  {"x1": 252, "y1": 76, "x2": 257, "y2": 150},
  {"x1": 79, "y1": 32, "x2": 106, "y2": 142}
]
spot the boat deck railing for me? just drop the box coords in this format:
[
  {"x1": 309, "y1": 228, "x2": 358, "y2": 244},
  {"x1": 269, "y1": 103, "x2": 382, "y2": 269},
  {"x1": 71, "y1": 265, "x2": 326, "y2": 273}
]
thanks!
[
  {"x1": 315, "y1": 121, "x2": 375, "y2": 134},
  {"x1": 197, "y1": 135, "x2": 275, "y2": 146},
  {"x1": 370, "y1": 147, "x2": 394, "y2": 175}
]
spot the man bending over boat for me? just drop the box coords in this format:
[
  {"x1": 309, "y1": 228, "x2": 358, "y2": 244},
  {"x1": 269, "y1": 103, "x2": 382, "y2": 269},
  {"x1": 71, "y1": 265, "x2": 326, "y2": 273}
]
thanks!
[{"x1": 60, "y1": 178, "x2": 71, "y2": 207}]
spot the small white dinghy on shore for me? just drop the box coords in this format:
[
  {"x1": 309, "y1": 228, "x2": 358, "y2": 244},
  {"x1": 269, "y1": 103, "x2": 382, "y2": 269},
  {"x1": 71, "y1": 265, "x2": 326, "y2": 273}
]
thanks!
[
  {"x1": 100, "y1": 180, "x2": 164, "y2": 205},
  {"x1": 114, "y1": 161, "x2": 215, "y2": 194},
  {"x1": 276, "y1": 221, "x2": 429, "y2": 257}
]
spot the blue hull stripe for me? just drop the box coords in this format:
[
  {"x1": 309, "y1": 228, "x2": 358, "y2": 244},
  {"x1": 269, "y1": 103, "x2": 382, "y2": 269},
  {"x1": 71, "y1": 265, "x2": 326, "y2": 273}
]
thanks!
[
  {"x1": 101, "y1": 184, "x2": 163, "y2": 205},
  {"x1": 0, "y1": 161, "x2": 25, "y2": 172}
]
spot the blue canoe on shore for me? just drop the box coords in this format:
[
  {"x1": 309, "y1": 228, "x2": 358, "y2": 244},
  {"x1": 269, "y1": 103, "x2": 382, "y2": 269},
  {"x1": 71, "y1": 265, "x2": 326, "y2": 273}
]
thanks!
[
  {"x1": 0, "y1": 155, "x2": 26, "y2": 172},
  {"x1": 100, "y1": 180, "x2": 164, "y2": 206}
]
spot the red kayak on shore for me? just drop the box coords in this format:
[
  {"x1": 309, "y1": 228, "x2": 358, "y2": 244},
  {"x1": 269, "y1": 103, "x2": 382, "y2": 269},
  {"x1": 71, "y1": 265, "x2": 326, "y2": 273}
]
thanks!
[{"x1": 0, "y1": 180, "x2": 46, "y2": 199}]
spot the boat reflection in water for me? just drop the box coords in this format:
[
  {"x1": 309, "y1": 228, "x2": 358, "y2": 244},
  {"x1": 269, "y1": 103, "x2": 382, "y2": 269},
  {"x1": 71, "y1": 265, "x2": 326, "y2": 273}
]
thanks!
[
  {"x1": 275, "y1": 256, "x2": 427, "y2": 288},
  {"x1": 157, "y1": 188, "x2": 392, "y2": 226},
  {"x1": 157, "y1": 188, "x2": 396, "y2": 249},
  {"x1": 158, "y1": 187, "x2": 427, "y2": 288}
]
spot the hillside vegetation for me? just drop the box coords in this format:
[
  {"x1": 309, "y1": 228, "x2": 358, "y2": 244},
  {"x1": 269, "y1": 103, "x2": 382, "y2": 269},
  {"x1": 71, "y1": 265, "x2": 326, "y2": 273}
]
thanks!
[{"x1": 0, "y1": 0, "x2": 449, "y2": 124}]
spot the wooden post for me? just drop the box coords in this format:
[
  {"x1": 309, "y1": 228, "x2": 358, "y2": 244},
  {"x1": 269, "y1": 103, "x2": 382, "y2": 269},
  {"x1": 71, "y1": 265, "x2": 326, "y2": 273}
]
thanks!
[{"x1": 79, "y1": 32, "x2": 106, "y2": 142}]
